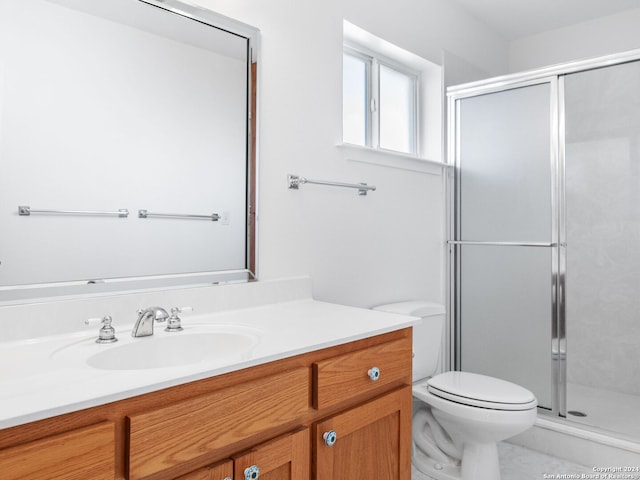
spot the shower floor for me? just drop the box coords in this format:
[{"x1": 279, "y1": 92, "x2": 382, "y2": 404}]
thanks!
[{"x1": 567, "y1": 382, "x2": 640, "y2": 440}]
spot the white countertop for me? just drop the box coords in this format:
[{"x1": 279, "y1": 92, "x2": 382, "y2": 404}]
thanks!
[{"x1": 0, "y1": 298, "x2": 418, "y2": 429}]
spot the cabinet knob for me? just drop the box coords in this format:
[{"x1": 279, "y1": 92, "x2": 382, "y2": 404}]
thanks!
[
  {"x1": 368, "y1": 366, "x2": 381, "y2": 381},
  {"x1": 323, "y1": 429, "x2": 337, "y2": 447},
  {"x1": 244, "y1": 465, "x2": 260, "y2": 480}
]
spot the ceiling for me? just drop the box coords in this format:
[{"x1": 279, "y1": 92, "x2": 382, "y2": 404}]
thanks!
[{"x1": 451, "y1": 0, "x2": 640, "y2": 40}]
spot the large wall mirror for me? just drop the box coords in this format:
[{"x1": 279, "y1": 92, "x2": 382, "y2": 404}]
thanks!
[{"x1": 0, "y1": 0, "x2": 258, "y2": 304}]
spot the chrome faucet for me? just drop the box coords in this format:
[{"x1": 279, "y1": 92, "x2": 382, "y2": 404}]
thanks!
[{"x1": 131, "y1": 306, "x2": 169, "y2": 337}]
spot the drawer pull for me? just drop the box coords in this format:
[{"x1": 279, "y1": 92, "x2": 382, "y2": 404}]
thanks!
[
  {"x1": 223, "y1": 478, "x2": 232, "y2": 480},
  {"x1": 244, "y1": 465, "x2": 260, "y2": 480},
  {"x1": 368, "y1": 367, "x2": 381, "y2": 381},
  {"x1": 323, "y1": 430, "x2": 337, "y2": 447}
]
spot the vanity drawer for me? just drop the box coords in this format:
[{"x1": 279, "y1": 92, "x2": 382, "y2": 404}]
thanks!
[
  {"x1": 313, "y1": 336, "x2": 412, "y2": 409},
  {"x1": 0, "y1": 421, "x2": 115, "y2": 480},
  {"x1": 128, "y1": 367, "x2": 310, "y2": 480}
]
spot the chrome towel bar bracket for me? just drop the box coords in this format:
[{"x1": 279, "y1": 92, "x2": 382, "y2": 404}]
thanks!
[{"x1": 287, "y1": 174, "x2": 376, "y2": 196}]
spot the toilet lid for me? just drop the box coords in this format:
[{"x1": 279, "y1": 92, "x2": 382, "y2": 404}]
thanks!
[{"x1": 427, "y1": 372, "x2": 537, "y2": 411}]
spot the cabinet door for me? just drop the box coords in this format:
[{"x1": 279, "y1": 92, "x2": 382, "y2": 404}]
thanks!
[
  {"x1": 314, "y1": 387, "x2": 411, "y2": 480},
  {"x1": 176, "y1": 460, "x2": 233, "y2": 480},
  {"x1": 233, "y1": 429, "x2": 309, "y2": 480},
  {"x1": 0, "y1": 422, "x2": 115, "y2": 480},
  {"x1": 208, "y1": 461, "x2": 234, "y2": 480}
]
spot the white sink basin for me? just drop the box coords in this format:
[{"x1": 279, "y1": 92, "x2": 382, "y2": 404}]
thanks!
[{"x1": 52, "y1": 324, "x2": 262, "y2": 370}]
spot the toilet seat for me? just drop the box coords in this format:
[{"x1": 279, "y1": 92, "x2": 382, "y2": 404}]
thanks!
[{"x1": 427, "y1": 372, "x2": 537, "y2": 411}]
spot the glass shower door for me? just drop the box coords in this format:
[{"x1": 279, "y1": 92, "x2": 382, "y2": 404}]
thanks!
[
  {"x1": 563, "y1": 60, "x2": 640, "y2": 437},
  {"x1": 453, "y1": 81, "x2": 556, "y2": 410}
]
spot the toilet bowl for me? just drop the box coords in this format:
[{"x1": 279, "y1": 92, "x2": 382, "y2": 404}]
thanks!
[{"x1": 373, "y1": 302, "x2": 537, "y2": 480}]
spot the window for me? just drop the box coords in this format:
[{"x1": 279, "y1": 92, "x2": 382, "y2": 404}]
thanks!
[
  {"x1": 341, "y1": 21, "x2": 443, "y2": 168},
  {"x1": 343, "y1": 47, "x2": 418, "y2": 155}
]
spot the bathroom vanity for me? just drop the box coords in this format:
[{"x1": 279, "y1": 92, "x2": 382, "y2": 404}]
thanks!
[{"x1": 0, "y1": 280, "x2": 416, "y2": 480}]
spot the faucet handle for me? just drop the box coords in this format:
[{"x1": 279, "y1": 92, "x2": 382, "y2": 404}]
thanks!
[
  {"x1": 85, "y1": 315, "x2": 118, "y2": 344},
  {"x1": 171, "y1": 306, "x2": 193, "y2": 315},
  {"x1": 165, "y1": 306, "x2": 193, "y2": 332}
]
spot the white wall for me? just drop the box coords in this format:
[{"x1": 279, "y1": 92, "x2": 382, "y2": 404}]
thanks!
[
  {"x1": 186, "y1": 0, "x2": 508, "y2": 309},
  {"x1": 509, "y1": 7, "x2": 640, "y2": 73}
]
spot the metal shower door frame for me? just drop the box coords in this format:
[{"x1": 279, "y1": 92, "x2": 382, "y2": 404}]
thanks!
[
  {"x1": 446, "y1": 47, "x2": 640, "y2": 421},
  {"x1": 446, "y1": 75, "x2": 563, "y2": 416}
]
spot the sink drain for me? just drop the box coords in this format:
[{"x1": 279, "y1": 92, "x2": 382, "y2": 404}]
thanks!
[{"x1": 568, "y1": 410, "x2": 587, "y2": 417}]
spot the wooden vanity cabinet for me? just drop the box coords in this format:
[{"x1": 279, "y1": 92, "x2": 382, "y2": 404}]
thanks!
[
  {"x1": 312, "y1": 336, "x2": 412, "y2": 480},
  {"x1": 0, "y1": 328, "x2": 412, "y2": 480},
  {"x1": 314, "y1": 387, "x2": 412, "y2": 480}
]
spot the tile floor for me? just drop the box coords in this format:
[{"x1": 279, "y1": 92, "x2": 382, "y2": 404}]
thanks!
[{"x1": 411, "y1": 442, "x2": 594, "y2": 480}]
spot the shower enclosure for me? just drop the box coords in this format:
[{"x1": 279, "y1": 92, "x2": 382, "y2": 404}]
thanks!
[{"x1": 448, "y1": 50, "x2": 640, "y2": 444}]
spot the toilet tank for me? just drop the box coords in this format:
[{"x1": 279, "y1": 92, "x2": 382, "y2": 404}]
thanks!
[{"x1": 372, "y1": 301, "x2": 445, "y2": 383}]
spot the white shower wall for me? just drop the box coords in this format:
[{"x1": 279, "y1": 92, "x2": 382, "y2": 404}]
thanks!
[
  {"x1": 564, "y1": 61, "x2": 640, "y2": 396},
  {"x1": 566, "y1": 139, "x2": 640, "y2": 396}
]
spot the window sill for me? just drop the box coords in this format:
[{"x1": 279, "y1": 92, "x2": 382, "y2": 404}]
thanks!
[{"x1": 337, "y1": 143, "x2": 450, "y2": 175}]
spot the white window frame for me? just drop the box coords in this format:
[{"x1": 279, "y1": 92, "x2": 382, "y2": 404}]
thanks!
[
  {"x1": 341, "y1": 20, "x2": 444, "y2": 172},
  {"x1": 343, "y1": 43, "x2": 420, "y2": 156}
]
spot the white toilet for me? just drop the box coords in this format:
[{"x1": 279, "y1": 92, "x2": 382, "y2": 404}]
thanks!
[{"x1": 373, "y1": 302, "x2": 537, "y2": 480}]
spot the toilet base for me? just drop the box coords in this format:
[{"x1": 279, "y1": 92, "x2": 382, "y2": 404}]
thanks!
[
  {"x1": 413, "y1": 447, "x2": 461, "y2": 480},
  {"x1": 461, "y1": 442, "x2": 500, "y2": 479},
  {"x1": 413, "y1": 442, "x2": 502, "y2": 480}
]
